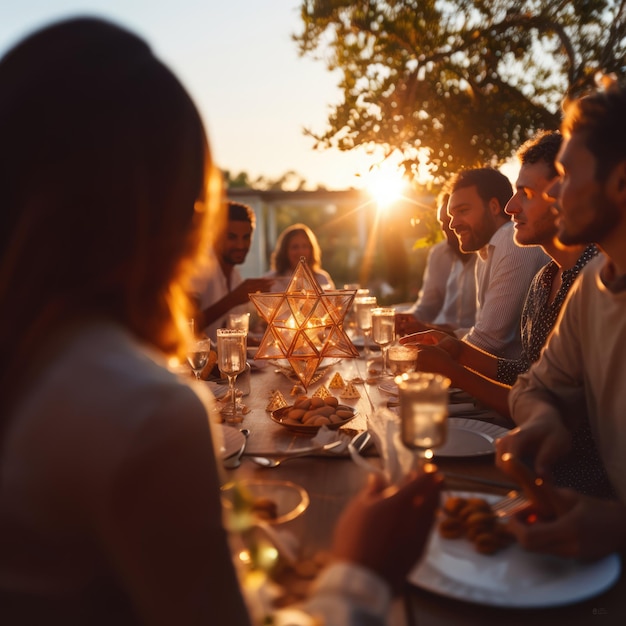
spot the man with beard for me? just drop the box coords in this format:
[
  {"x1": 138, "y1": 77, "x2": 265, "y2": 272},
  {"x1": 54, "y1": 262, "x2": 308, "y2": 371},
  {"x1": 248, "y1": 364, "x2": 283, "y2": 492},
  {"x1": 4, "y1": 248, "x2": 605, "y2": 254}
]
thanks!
[
  {"x1": 395, "y1": 191, "x2": 477, "y2": 336},
  {"x1": 193, "y1": 201, "x2": 273, "y2": 341},
  {"x1": 445, "y1": 167, "x2": 549, "y2": 359},
  {"x1": 497, "y1": 82, "x2": 626, "y2": 560}
]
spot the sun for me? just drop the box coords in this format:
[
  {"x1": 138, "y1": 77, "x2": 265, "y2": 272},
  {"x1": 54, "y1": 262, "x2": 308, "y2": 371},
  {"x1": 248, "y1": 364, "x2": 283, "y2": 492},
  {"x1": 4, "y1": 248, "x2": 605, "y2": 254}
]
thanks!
[{"x1": 364, "y1": 161, "x2": 408, "y2": 209}]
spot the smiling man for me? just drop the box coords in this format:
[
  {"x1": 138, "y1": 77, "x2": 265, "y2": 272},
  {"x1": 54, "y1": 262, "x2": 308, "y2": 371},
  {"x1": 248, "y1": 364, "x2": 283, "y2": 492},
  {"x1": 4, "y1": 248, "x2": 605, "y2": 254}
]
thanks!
[
  {"x1": 496, "y1": 82, "x2": 626, "y2": 561},
  {"x1": 193, "y1": 201, "x2": 274, "y2": 341},
  {"x1": 446, "y1": 167, "x2": 548, "y2": 359}
]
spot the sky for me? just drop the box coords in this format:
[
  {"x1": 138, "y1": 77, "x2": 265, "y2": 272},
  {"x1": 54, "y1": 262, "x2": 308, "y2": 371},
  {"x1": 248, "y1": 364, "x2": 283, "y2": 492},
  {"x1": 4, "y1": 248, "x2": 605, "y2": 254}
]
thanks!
[{"x1": 0, "y1": 0, "x2": 380, "y2": 190}]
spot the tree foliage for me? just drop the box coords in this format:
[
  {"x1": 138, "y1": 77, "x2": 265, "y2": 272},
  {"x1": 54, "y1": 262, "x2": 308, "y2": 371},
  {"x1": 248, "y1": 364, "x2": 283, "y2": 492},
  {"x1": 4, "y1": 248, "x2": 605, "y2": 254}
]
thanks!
[{"x1": 295, "y1": 0, "x2": 626, "y2": 182}]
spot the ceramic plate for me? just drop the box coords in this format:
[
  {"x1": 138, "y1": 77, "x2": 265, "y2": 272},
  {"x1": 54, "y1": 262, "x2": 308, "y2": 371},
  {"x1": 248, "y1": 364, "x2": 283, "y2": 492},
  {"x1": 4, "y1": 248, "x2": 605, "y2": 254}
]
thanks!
[
  {"x1": 271, "y1": 404, "x2": 357, "y2": 434},
  {"x1": 409, "y1": 490, "x2": 621, "y2": 608},
  {"x1": 434, "y1": 418, "x2": 509, "y2": 458},
  {"x1": 220, "y1": 425, "x2": 246, "y2": 459}
]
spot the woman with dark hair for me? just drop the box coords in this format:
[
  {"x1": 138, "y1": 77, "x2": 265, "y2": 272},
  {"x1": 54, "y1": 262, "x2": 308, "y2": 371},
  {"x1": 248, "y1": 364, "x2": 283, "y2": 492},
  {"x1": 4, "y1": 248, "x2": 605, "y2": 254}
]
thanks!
[
  {"x1": 0, "y1": 17, "x2": 440, "y2": 625},
  {"x1": 265, "y1": 223, "x2": 335, "y2": 290}
]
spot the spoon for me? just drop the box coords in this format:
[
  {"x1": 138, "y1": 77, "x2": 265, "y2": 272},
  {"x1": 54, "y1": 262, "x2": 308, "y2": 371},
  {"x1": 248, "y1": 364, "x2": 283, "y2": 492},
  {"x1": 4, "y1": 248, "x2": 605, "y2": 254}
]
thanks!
[
  {"x1": 248, "y1": 441, "x2": 342, "y2": 468},
  {"x1": 223, "y1": 428, "x2": 250, "y2": 469}
]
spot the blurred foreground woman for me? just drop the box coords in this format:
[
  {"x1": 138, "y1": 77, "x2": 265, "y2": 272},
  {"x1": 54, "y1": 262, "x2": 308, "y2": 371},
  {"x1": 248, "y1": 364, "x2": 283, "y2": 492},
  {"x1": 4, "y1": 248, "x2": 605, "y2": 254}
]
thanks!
[{"x1": 0, "y1": 17, "x2": 440, "y2": 626}]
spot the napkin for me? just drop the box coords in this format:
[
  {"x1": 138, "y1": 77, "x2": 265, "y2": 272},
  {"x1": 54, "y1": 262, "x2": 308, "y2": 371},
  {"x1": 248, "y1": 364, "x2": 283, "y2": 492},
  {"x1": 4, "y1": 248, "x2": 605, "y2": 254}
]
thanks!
[{"x1": 349, "y1": 407, "x2": 415, "y2": 484}]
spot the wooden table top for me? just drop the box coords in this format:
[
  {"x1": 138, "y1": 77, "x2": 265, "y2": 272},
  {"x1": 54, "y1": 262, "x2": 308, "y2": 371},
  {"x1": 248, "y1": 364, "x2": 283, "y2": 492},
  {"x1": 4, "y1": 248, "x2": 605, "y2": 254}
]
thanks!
[{"x1": 210, "y1": 352, "x2": 626, "y2": 625}]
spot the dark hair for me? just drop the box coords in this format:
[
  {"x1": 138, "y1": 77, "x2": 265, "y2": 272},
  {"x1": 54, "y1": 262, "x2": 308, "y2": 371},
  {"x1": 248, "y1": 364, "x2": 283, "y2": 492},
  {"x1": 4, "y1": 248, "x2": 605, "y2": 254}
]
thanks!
[
  {"x1": 228, "y1": 201, "x2": 256, "y2": 229},
  {"x1": 448, "y1": 167, "x2": 513, "y2": 216},
  {"x1": 0, "y1": 17, "x2": 218, "y2": 410},
  {"x1": 562, "y1": 82, "x2": 626, "y2": 183},
  {"x1": 517, "y1": 131, "x2": 563, "y2": 179},
  {"x1": 270, "y1": 223, "x2": 323, "y2": 274}
]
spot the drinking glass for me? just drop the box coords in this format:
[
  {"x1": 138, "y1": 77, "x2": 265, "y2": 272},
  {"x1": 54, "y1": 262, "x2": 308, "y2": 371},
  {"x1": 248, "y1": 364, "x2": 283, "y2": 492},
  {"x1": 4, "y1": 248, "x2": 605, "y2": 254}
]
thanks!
[
  {"x1": 396, "y1": 372, "x2": 451, "y2": 467},
  {"x1": 187, "y1": 337, "x2": 212, "y2": 380},
  {"x1": 387, "y1": 343, "x2": 419, "y2": 376},
  {"x1": 227, "y1": 312, "x2": 250, "y2": 332},
  {"x1": 217, "y1": 329, "x2": 248, "y2": 422},
  {"x1": 354, "y1": 295, "x2": 377, "y2": 356},
  {"x1": 371, "y1": 307, "x2": 396, "y2": 376}
]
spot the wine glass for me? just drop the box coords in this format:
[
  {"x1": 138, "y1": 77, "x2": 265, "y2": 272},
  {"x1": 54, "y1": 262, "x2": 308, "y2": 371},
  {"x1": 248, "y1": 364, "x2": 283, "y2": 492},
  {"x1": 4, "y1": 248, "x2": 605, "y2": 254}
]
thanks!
[
  {"x1": 354, "y1": 295, "x2": 377, "y2": 356},
  {"x1": 187, "y1": 337, "x2": 212, "y2": 380},
  {"x1": 396, "y1": 372, "x2": 451, "y2": 468},
  {"x1": 217, "y1": 329, "x2": 248, "y2": 422},
  {"x1": 371, "y1": 307, "x2": 395, "y2": 376}
]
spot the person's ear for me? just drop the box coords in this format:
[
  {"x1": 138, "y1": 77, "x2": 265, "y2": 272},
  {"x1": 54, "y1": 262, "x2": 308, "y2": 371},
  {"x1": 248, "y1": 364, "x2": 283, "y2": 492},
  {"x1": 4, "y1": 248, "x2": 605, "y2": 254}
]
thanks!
[
  {"x1": 488, "y1": 197, "x2": 503, "y2": 217},
  {"x1": 608, "y1": 160, "x2": 626, "y2": 208}
]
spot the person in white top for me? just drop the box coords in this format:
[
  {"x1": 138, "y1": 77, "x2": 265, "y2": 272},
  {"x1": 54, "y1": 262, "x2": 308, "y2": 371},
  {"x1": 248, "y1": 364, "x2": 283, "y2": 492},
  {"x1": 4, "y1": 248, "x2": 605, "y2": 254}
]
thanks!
[
  {"x1": 496, "y1": 81, "x2": 626, "y2": 561},
  {"x1": 264, "y1": 223, "x2": 336, "y2": 291},
  {"x1": 0, "y1": 16, "x2": 441, "y2": 625},
  {"x1": 446, "y1": 168, "x2": 549, "y2": 359},
  {"x1": 192, "y1": 201, "x2": 274, "y2": 341},
  {"x1": 396, "y1": 192, "x2": 477, "y2": 336}
]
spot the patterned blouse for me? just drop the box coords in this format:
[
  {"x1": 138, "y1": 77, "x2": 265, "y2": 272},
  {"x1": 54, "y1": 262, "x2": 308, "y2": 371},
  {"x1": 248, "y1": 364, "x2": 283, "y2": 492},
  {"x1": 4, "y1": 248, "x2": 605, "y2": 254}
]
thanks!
[{"x1": 496, "y1": 245, "x2": 599, "y2": 385}]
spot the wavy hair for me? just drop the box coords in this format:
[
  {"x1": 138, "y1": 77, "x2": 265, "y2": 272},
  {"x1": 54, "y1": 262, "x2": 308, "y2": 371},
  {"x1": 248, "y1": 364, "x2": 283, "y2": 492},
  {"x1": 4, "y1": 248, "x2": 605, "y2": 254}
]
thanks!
[{"x1": 269, "y1": 223, "x2": 323, "y2": 274}]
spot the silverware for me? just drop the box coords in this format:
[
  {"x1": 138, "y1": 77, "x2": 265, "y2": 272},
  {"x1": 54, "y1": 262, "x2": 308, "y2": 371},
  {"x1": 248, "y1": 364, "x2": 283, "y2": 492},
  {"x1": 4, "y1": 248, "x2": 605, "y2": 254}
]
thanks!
[
  {"x1": 443, "y1": 472, "x2": 518, "y2": 491},
  {"x1": 248, "y1": 441, "x2": 342, "y2": 468},
  {"x1": 492, "y1": 490, "x2": 530, "y2": 518},
  {"x1": 223, "y1": 428, "x2": 250, "y2": 469}
]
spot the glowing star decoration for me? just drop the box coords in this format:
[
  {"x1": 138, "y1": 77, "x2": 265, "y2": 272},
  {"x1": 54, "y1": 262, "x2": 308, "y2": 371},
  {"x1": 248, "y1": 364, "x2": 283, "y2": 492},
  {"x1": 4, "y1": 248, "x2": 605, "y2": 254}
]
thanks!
[{"x1": 250, "y1": 257, "x2": 359, "y2": 389}]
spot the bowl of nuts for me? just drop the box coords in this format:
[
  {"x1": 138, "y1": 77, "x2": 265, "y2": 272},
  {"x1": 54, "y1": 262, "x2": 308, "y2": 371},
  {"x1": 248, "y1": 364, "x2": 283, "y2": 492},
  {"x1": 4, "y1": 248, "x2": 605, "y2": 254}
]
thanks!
[{"x1": 270, "y1": 394, "x2": 358, "y2": 434}]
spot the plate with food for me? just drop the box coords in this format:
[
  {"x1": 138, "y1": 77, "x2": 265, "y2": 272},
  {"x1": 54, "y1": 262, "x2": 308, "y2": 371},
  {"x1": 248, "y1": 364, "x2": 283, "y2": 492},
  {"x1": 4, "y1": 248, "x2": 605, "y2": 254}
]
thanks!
[
  {"x1": 409, "y1": 490, "x2": 621, "y2": 608},
  {"x1": 271, "y1": 396, "x2": 358, "y2": 434}
]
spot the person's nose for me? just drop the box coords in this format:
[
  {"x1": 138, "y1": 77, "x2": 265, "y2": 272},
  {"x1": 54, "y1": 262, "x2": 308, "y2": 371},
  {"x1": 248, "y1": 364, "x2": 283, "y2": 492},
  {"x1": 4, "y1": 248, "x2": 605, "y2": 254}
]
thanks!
[{"x1": 505, "y1": 191, "x2": 522, "y2": 216}]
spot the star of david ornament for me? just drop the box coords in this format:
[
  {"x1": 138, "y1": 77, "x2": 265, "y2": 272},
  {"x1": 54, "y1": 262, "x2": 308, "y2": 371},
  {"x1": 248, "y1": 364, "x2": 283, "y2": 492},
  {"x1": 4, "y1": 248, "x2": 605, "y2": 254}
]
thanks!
[{"x1": 250, "y1": 257, "x2": 359, "y2": 389}]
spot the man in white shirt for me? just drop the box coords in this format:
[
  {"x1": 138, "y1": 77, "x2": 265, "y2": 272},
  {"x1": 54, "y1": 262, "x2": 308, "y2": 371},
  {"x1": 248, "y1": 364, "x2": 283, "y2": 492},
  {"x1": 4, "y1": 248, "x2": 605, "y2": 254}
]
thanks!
[
  {"x1": 396, "y1": 192, "x2": 477, "y2": 336},
  {"x1": 193, "y1": 201, "x2": 273, "y2": 341},
  {"x1": 496, "y1": 82, "x2": 626, "y2": 561},
  {"x1": 447, "y1": 168, "x2": 549, "y2": 359}
]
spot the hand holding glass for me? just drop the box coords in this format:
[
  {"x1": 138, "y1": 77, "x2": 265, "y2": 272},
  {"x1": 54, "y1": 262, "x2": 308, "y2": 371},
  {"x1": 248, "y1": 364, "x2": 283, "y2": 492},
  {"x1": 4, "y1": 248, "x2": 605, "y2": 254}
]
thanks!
[
  {"x1": 397, "y1": 372, "x2": 450, "y2": 467},
  {"x1": 371, "y1": 307, "x2": 395, "y2": 375},
  {"x1": 217, "y1": 329, "x2": 247, "y2": 422}
]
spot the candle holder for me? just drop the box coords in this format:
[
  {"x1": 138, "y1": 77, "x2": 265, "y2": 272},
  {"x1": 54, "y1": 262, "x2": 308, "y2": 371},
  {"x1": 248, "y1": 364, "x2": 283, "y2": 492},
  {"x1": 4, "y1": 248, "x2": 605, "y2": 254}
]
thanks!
[{"x1": 250, "y1": 257, "x2": 359, "y2": 389}]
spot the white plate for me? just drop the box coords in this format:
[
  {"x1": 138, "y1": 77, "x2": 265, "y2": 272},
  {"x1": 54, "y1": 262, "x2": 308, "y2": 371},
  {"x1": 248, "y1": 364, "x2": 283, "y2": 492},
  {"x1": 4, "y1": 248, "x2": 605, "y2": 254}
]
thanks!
[
  {"x1": 434, "y1": 418, "x2": 509, "y2": 458},
  {"x1": 220, "y1": 425, "x2": 246, "y2": 459},
  {"x1": 409, "y1": 491, "x2": 621, "y2": 607},
  {"x1": 378, "y1": 380, "x2": 398, "y2": 395}
]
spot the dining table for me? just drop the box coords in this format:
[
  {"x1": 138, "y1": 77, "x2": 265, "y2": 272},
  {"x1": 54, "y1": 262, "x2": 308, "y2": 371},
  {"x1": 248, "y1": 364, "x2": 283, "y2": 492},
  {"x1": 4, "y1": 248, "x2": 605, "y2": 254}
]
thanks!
[{"x1": 206, "y1": 346, "x2": 626, "y2": 625}]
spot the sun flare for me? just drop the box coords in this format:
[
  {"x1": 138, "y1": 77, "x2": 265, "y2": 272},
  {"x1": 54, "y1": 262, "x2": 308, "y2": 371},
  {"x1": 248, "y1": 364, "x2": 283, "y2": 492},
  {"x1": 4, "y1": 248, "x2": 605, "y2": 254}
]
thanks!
[{"x1": 364, "y1": 162, "x2": 407, "y2": 209}]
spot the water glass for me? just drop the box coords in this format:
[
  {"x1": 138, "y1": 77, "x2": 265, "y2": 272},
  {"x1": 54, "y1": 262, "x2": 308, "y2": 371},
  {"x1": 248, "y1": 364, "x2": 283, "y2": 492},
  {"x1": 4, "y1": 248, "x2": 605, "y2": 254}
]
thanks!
[
  {"x1": 354, "y1": 295, "x2": 377, "y2": 355},
  {"x1": 371, "y1": 307, "x2": 395, "y2": 375},
  {"x1": 227, "y1": 312, "x2": 250, "y2": 332},
  {"x1": 396, "y1": 372, "x2": 451, "y2": 465},
  {"x1": 387, "y1": 343, "x2": 419, "y2": 376}
]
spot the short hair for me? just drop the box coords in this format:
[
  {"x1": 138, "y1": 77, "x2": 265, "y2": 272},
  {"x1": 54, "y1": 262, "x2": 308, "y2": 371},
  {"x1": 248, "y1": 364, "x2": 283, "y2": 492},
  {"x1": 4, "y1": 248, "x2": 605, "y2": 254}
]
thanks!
[
  {"x1": 228, "y1": 201, "x2": 255, "y2": 230},
  {"x1": 448, "y1": 167, "x2": 513, "y2": 216},
  {"x1": 517, "y1": 131, "x2": 563, "y2": 179},
  {"x1": 562, "y1": 82, "x2": 626, "y2": 183}
]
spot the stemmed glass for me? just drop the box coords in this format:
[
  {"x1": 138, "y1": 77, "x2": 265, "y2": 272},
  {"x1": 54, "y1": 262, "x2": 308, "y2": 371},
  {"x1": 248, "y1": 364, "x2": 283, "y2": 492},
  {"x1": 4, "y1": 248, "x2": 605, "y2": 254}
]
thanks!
[
  {"x1": 187, "y1": 337, "x2": 212, "y2": 380},
  {"x1": 354, "y1": 295, "x2": 377, "y2": 357},
  {"x1": 371, "y1": 307, "x2": 395, "y2": 376},
  {"x1": 217, "y1": 329, "x2": 247, "y2": 422},
  {"x1": 396, "y1": 372, "x2": 451, "y2": 468}
]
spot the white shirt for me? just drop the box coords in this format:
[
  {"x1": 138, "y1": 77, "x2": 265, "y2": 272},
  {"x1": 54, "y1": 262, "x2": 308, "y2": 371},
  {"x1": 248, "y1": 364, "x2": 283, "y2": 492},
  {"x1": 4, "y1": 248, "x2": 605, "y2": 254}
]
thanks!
[{"x1": 463, "y1": 221, "x2": 549, "y2": 359}]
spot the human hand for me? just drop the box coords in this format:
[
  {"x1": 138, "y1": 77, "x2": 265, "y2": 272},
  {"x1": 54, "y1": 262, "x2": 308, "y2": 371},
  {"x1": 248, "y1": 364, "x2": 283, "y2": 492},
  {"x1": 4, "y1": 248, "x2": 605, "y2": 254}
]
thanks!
[
  {"x1": 505, "y1": 488, "x2": 626, "y2": 560},
  {"x1": 412, "y1": 344, "x2": 455, "y2": 377},
  {"x1": 230, "y1": 278, "x2": 275, "y2": 306},
  {"x1": 395, "y1": 314, "x2": 428, "y2": 337},
  {"x1": 495, "y1": 417, "x2": 572, "y2": 480},
  {"x1": 331, "y1": 465, "x2": 442, "y2": 591},
  {"x1": 401, "y1": 330, "x2": 462, "y2": 359}
]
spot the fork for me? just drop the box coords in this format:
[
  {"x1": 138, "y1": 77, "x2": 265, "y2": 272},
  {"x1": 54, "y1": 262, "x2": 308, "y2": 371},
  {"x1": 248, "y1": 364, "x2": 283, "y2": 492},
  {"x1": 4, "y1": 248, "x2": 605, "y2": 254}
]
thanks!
[{"x1": 491, "y1": 490, "x2": 530, "y2": 518}]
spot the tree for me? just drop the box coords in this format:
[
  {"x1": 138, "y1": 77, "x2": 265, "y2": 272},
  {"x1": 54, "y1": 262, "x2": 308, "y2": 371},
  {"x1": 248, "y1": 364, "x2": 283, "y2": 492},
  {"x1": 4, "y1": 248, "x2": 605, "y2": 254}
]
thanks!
[{"x1": 295, "y1": 0, "x2": 626, "y2": 182}]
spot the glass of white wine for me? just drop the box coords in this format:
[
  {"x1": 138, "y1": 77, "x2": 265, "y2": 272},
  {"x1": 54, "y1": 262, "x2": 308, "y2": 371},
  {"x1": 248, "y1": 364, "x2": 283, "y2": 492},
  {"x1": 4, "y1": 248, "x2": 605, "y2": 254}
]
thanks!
[
  {"x1": 396, "y1": 372, "x2": 451, "y2": 468},
  {"x1": 217, "y1": 329, "x2": 247, "y2": 422},
  {"x1": 371, "y1": 307, "x2": 396, "y2": 376},
  {"x1": 187, "y1": 337, "x2": 212, "y2": 380}
]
